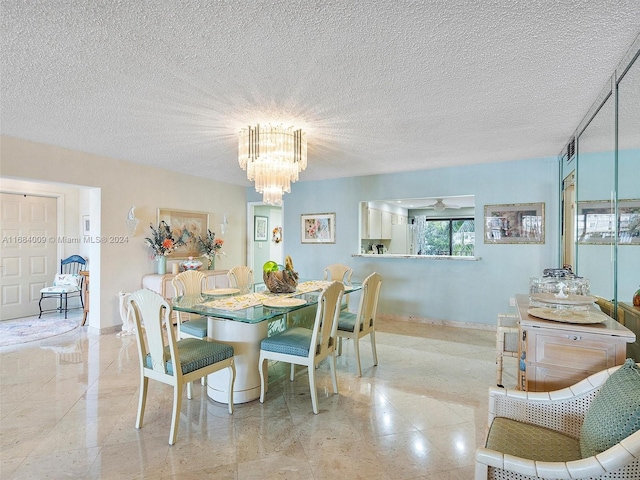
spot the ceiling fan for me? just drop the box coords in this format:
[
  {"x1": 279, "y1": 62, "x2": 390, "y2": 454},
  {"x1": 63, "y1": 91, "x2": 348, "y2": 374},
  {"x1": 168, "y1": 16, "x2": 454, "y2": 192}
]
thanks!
[{"x1": 424, "y1": 199, "x2": 460, "y2": 211}]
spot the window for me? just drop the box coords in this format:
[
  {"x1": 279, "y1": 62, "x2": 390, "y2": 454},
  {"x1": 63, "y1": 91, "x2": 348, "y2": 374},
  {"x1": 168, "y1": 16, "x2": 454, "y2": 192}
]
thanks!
[{"x1": 416, "y1": 217, "x2": 475, "y2": 256}]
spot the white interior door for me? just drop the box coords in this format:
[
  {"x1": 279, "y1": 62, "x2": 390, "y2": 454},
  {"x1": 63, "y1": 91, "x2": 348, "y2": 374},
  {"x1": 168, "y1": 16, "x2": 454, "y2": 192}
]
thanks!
[{"x1": 0, "y1": 193, "x2": 57, "y2": 320}]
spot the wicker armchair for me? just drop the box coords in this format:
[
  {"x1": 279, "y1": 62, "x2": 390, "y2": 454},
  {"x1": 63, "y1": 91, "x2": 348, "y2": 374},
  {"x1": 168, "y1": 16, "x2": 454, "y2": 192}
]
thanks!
[{"x1": 475, "y1": 363, "x2": 640, "y2": 479}]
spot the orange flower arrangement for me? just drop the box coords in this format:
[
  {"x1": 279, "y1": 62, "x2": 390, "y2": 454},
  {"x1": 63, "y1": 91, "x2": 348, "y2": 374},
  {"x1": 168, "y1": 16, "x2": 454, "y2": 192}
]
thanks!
[{"x1": 145, "y1": 221, "x2": 187, "y2": 257}]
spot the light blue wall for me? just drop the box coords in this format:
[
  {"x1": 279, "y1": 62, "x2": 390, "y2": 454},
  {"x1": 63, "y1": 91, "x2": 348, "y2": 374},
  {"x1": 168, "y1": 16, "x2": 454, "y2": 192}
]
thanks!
[{"x1": 249, "y1": 156, "x2": 560, "y2": 326}]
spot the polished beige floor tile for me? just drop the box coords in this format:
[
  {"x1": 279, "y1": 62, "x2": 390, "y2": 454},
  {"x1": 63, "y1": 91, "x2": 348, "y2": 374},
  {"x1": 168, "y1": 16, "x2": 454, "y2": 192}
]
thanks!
[{"x1": 0, "y1": 314, "x2": 505, "y2": 479}]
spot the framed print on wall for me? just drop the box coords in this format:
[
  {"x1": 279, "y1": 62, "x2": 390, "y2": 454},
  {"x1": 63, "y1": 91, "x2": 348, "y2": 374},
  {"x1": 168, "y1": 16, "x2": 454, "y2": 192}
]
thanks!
[
  {"x1": 301, "y1": 212, "x2": 336, "y2": 244},
  {"x1": 577, "y1": 199, "x2": 640, "y2": 245},
  {"x1": 484, "y1": 203, "x2": 545, "y2": 244},
  {"x1": 254, "y1": 216, "x2": 268, "y2": 241},
  {"x1": 157, "y1": 208, "x2": 209, "y2": 257}
]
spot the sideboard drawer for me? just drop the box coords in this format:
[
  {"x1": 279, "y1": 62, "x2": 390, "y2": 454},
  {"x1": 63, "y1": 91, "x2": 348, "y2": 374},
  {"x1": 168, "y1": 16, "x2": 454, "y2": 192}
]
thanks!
[{"x1": 528, "y1": 327, "x2": 620, "y2": 371}]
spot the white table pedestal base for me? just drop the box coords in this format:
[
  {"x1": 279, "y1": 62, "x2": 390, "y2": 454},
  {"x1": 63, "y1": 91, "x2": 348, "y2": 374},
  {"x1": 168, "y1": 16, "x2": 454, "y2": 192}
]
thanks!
[{"x1": 207, "y1": 317, "x2": 268, "y2": 404}]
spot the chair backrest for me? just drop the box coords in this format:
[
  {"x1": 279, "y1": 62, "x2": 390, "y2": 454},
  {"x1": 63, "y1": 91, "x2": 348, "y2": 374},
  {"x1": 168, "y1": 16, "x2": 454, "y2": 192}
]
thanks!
[
  {"x1": 355, "y1": 272, "x2": 383, "y2": 334},
  {"x1": 61, "y1": 255, "x2": 86, "y2": 274},
  {"x1": 323, "y1": 264, "x2": 353, "y2": 285},
  {"x1": 227, "y1": 266, "x2": 253, "y2": 293},
  {"x1": 309, "y1": 281, "x2": 344, "y2": 361},
  {"x1": 128, "y1": 289, "x2": 178, "y2": 377},
  {"x1": 171, "y1": 270, "x2": 206, "y2": 296}
]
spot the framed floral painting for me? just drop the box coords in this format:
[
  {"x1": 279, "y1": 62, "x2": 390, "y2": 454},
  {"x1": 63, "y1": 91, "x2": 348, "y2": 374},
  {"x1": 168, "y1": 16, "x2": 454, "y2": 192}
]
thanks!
[
  {"x1": 254, "y1": 216, "x2": 268, "y2": 241},
  {"x1": 301, "y1": 213, "x2": 336, "y2": 244},
  {"x1": 157, "y1": 208, "x2": 209, "y2": 257}
]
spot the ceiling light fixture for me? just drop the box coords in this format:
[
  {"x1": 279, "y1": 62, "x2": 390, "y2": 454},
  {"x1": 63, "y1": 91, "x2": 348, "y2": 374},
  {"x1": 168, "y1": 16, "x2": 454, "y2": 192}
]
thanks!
[{"x1": 238, "y1": 124, "x2": 307, "y2": 205}]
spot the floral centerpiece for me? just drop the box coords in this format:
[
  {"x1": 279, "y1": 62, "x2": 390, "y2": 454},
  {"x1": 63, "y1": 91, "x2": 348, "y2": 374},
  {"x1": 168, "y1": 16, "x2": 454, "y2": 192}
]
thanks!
[
  {"x1": 197, "y1": 229, "x2": 225, "y2": 269},
  {"x1": 145, "y1": 221, "x2": 188, "y2": 257}
]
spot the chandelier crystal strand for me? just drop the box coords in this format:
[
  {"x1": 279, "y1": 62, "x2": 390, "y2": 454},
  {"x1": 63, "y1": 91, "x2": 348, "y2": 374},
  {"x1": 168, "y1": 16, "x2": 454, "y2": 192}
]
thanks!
[{"x1": 238, "y1": 124, "x2": 307, "y2": 205}]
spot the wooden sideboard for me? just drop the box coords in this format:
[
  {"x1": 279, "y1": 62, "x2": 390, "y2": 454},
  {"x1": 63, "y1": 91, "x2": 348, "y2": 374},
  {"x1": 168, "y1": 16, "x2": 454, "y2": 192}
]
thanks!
[
  {"x1": 142, "y1": 270, "x2": 230, "y2": 299},
  {"x1": 516, "y1": 294, "x2": 635, "y2": 392}
]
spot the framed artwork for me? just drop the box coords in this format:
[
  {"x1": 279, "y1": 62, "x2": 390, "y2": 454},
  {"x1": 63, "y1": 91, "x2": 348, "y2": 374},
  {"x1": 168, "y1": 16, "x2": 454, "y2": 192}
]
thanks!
[
  {"x1": 82, "y1": 215, "x2": 90, "y2": 235},
  {"x1": 484, "y1": 203, "x2": 545, "y2": 244},
  {"x1": 577, "y1": 199, "x2": 640, "y2": 245},
  {"x1": 157, "y1": 208, "x2": 209, "y2": 258},
  {"x1": 254, "y1": 216, "x2": 268, "y2": 241},
  {"x1": 301, "y1": 212, "x2": 336, "y2": 244}
]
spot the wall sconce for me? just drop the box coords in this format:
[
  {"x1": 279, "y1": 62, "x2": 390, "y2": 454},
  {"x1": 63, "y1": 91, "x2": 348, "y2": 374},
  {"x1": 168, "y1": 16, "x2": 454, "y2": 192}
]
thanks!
[
  {"x1": 125, "y1": 206, "x2": 139, "y2": 236},
  {"x1": 220, "y1": 213, "x2": 228, "y2": 235}
]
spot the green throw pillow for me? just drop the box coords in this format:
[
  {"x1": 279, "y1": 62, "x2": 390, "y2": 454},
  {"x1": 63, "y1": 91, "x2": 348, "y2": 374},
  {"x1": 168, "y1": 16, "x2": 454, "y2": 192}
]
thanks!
[{"x1": 580, "y1": 359, "x2": 640, "y2": 458}]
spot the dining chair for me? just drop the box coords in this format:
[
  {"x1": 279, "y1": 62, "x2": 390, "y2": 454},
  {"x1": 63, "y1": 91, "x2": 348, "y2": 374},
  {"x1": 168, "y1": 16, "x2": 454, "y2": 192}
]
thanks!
[
  {"x1": 39, "y1": 255, "x2": 86, "y2": 319},
  {"x1": 323, "y1": 263, "x2": 353, "y2": 311},
  {"x1": 171, "y1": 270, "x2": 208, "y2": 340},
  {"x1": 227, "y1": 265, "x2": 253, "y2": 294},
  {"x1": 258, "y1": 281, "x2": 344, "y2": 414},
  {"x1": 336, "y1": 272, "x2": 382, "y2": 377},
  {"x1": 127, "y1": 288, "x2": 235, "y2": 445}
]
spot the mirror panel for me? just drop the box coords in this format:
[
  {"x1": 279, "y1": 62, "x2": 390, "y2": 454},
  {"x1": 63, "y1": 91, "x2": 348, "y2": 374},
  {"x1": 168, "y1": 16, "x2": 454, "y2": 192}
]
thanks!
[
  {"x1": 575, "y1": 93, "x2": 616, "y2": 299},
  {"x1": 617, "y1": 54, "x2": 640, "y2": 303}
]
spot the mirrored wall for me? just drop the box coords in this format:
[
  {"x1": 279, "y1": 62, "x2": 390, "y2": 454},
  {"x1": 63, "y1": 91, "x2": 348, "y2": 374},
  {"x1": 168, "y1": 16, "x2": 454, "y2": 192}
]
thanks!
[{"x1": 561, "y1": 34, "x2": 640, "y2": 311}]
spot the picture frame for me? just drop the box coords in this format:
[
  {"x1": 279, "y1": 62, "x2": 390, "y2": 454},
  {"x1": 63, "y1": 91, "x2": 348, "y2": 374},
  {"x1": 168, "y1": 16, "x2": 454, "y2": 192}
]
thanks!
[
  {"x1": 82, "y1": 215, "x2": 90, "y2": 235},
  {"x1": 301, "y1": 212, "x2": 336, "y2": 244},
  {"x1": 577, "y1": 199, "x2": 640, "y2": 245},
  {"x1": 254, "y1": 216, "x2": 268, "y2": 241},
  {"x1": 484, "y1": 203, "x2": 545, "y2": 244},
  {"x1": 157, "y1": 208, "x2": 209, "y2": 258}
]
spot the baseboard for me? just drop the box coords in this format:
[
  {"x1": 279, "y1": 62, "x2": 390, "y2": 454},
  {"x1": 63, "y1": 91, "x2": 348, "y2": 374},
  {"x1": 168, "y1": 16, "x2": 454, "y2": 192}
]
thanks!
[{"x1": 378, "y1": 313, "x2": 496, "y2": 331}]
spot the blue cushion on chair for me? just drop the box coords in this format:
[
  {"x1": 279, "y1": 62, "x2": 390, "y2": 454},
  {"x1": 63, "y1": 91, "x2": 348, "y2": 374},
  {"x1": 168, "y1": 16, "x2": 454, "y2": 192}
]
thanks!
[
  {"x1": 146, "y1": 338, "x2": 234, "y2": 375},
  {"x1": 337, "y1": 311, "x2": 357, "y2": 332},
  {"x1": 179, "y1": 317, "x2": 208, "y2": 338},
  {"x1": 260, "y1": 327, "x2": 312, "y2": 357}
]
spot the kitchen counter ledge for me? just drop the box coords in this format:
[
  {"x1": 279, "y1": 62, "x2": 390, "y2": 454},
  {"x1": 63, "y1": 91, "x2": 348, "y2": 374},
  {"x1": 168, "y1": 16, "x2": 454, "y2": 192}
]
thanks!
[{"x1": 352, "y1": 254, "x2": 480, "y2": 261}]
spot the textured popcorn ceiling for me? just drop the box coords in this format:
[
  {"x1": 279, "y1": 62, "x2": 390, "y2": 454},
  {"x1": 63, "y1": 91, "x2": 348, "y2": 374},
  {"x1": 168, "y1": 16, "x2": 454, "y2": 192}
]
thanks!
[{"x1": 1, "y1": 1, "x2": 639, "y2": 187}]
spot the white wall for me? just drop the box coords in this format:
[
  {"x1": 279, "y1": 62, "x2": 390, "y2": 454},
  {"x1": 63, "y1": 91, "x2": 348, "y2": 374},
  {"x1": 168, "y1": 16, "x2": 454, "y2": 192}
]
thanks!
[{"x1": 1, "y1": 135, "x2": 247, "y2": 333}]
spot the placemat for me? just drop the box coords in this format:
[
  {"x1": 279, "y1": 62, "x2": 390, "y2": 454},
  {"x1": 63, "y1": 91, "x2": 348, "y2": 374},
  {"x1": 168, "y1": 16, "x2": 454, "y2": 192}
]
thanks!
[{"x1": 202, "y1": 280, "x2": 331, "y2": 311}]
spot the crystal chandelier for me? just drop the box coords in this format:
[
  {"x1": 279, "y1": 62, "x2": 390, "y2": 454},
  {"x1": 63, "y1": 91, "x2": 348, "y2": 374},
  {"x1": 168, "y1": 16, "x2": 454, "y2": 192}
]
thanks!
[{"x1": 238, "y1": 124, "x2": 307, "y2": 205}]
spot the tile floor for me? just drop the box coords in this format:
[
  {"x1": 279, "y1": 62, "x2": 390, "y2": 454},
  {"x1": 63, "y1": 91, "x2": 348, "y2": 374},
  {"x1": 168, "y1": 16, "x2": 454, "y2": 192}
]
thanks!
[{"x1": 0, "y1": 313, "x2": 516, "y2": 479}]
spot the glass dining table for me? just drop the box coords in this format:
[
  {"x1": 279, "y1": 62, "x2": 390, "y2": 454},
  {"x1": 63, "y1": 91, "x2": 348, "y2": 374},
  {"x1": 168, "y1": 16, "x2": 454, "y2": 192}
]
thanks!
[{"x1": 172, "y1": 280, "x2": 362, "y2": 404}]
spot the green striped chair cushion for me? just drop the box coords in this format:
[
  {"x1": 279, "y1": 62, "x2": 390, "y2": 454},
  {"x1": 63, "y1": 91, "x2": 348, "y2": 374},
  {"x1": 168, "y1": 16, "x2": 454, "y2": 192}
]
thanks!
[{"x1": 146, "y1": 338, "x2": 233, "y2": 375}]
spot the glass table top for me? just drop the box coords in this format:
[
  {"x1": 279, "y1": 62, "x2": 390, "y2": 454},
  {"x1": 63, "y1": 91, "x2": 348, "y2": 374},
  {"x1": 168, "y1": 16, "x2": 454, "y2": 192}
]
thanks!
[{"x1": 172, "y1": 281, "x2": 361, "y2": 324}]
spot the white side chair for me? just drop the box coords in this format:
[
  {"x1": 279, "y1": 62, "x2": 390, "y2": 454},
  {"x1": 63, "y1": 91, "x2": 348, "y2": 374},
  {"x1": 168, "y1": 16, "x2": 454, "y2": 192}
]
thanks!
[
  {"x1": 475, "y1": 360, "x2": 640, "y2": 479},
  {"x1": 171, "y1": 270, "x2": 208, "y2": 340},
  {"x1": 323, "y1": 263, "x2": 353, "y2": 311},
  {"x1": 258, "y1": 281, "x2": 344, "y2": 414},
  {"x1": 127, "y1": 289, "x2": 235, "y2": 445},
  {"x1": 336, "y1": 272, "x2": 382, "y2": 376},
  {"x1": 227, "y1": 265, "x2": 253, "y2": 294}
]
